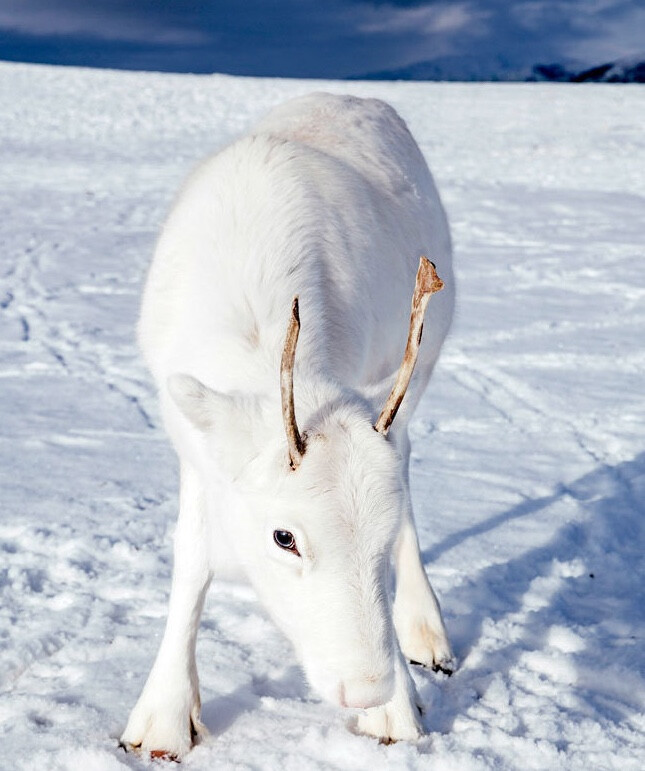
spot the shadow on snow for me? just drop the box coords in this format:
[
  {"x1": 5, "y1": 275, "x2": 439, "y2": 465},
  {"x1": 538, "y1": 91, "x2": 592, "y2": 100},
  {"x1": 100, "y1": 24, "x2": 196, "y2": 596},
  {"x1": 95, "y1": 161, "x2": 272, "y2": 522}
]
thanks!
[{"x1": 420, "y1": 452, "x2": 645, "y2": 739}]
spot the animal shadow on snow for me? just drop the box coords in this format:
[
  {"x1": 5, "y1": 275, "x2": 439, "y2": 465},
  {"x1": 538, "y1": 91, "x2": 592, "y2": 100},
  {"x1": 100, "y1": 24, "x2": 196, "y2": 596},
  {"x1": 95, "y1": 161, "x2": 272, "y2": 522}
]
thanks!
[
  {"x1": 201, "y1": 665, "x2": 307, "y2": 736},
  {"x1": 419, "y1": 452, "x2": 645, "y2": 739}
]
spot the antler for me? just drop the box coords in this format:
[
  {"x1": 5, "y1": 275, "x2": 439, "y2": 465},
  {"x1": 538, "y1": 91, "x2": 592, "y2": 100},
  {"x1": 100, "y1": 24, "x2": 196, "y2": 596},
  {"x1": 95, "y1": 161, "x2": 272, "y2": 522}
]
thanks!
[
  {"x1": 374, "y1": 256, "x2": 444, "y2": 436},
  {"x1": 281, "y1": 297, "x2": 306, "y2": 468}
]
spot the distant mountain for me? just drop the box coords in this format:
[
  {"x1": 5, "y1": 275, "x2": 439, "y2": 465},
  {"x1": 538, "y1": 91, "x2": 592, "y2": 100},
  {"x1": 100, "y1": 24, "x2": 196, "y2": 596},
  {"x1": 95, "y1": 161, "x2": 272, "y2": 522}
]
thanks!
[
  {"x1": 356, "y1": 54, "x2": 645, "y2": 83},
  {"x1": 352, "y1": 55, "x2": 531, "y2": 83},
  {"x1": 530, "y1": 56, "x2": 645, "y2": 83}
]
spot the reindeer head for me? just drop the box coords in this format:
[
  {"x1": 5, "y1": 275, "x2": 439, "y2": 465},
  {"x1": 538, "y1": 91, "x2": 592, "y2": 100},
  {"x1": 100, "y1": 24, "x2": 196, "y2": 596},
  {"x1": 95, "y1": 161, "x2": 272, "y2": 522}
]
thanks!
[{"x1": 168, "y1": 258, "x2": 443, "y2": 710}]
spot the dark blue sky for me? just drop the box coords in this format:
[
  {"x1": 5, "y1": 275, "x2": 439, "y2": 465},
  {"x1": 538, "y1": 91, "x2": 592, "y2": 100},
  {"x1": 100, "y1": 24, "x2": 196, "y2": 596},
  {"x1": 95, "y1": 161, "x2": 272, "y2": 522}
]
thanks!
[{"x1": 0, "y1": 1, "x2": 642, "y2": 79}]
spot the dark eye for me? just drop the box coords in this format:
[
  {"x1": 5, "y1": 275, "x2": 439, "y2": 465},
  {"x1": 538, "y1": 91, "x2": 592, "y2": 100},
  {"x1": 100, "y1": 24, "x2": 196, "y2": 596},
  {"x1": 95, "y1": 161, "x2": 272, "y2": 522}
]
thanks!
[{"x1": 273, "y1": 530, "x2": 300, "y2": 555}]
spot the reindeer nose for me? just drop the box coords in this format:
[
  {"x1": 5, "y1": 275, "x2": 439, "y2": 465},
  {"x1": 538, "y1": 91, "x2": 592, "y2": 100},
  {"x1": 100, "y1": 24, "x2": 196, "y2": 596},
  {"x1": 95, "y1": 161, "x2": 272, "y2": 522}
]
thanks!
[{"x1": 338, "y1": 672, "x2": 395, "y2": 709}]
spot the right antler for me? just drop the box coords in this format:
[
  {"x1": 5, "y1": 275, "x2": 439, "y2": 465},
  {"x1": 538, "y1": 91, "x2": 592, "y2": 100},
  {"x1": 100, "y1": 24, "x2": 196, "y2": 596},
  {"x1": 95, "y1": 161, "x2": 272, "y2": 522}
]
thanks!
[{"x1": 374, "y1": 257, "x2": 444, "y2": 436}]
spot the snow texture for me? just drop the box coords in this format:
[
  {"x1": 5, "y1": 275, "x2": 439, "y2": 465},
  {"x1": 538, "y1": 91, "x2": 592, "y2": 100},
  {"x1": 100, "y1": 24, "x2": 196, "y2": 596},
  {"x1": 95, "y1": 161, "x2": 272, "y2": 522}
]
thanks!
[{"x1": 1, "y1": 62, "x2": 644, "y2": 770}]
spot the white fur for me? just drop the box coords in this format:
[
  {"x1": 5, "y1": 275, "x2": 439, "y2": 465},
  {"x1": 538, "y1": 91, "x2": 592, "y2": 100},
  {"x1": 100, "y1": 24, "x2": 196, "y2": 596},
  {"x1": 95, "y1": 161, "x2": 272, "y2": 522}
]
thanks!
[{"x1": 121, "y1": 93, "x2": 455, "y2": 757}]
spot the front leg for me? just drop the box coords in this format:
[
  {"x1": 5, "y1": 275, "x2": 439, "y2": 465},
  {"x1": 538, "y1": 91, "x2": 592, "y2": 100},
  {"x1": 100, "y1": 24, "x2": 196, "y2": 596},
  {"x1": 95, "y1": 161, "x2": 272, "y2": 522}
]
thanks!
[
  {"x1": 392, "y1": 507, "x2": 454, "y2": 673},
  {"x1": 356, "y1": 648, "x2": 423, "y2": 743},
  {"x1": 121, "y1": 462, "x2": 211, "y2": 759},
  {"x1": 392, "y1": 434, "x2": 455, "y2": 673}
]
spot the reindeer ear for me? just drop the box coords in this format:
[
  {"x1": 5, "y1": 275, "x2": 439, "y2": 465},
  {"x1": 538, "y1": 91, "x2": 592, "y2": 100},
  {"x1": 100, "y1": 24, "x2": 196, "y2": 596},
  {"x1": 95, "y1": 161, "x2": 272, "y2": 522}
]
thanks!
[
  {"x1": 167, "y1": 373, "x2": 230, "y2": 432},
  {"x1": 167, "y1": 373, "x2": 264, "y2": 478}
]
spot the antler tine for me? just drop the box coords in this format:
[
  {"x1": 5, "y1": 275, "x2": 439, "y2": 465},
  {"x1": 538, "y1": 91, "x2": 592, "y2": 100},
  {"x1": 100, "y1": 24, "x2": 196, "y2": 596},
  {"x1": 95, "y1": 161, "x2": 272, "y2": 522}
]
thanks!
[
  {"x1": 281, "y1": 296, "x2": 306, "y2": 468},
  {"x1": 374, "y1": 257, "x2": 444, "y2": 436}
]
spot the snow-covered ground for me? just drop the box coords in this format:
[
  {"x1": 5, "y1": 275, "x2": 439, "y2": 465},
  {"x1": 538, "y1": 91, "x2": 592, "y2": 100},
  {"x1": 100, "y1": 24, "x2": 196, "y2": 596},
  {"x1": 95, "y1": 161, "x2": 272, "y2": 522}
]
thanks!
[{"x1": 0, "y1": 63, "x2": 644, "y2": 770}]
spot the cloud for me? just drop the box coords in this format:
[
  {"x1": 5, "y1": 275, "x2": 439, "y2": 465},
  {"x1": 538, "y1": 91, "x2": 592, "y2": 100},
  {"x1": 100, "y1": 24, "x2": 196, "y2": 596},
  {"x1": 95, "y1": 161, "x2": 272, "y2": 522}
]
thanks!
[
  {"x1": 357, "y1": 2, "x2": 488, "y2": 36},
  {"x1": 0, "y1": 0, "x2": 209, "y2": 44}
]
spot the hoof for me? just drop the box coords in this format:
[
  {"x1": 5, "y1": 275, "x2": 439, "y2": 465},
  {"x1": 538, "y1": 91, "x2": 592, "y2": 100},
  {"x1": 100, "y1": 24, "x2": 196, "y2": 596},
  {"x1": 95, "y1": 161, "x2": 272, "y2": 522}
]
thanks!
[
  {"x1": 354, "y1": 659, "x2": 423, "y2": 744},
  {"x1": 356, "y1": 702, "x2": 423, "y2": 744},
  {"x1": 120, "y1": 740, "x2": 180, "y2": 763},
  {"x1": 151, "y1": 749, "x2": 180, "y2": 762},
  {"x1": 432, "y1": 658, "x2": 456, "y2": 676},
  {"x1": 120, "y1": 688, "x2": 206, "y2": 761},
  {"x1": 409, "y1": 655, "x2": 456, "y2": 676},
  {"x1": 396, "y1": 613, "x2": 456, "y2": 675}
]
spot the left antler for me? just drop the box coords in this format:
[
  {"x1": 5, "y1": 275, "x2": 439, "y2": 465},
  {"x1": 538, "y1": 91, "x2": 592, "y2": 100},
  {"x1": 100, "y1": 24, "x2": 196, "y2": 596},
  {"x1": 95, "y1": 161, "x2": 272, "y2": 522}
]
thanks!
[
  {"x1": 281, "y1": 297, "x2": 306, "y2": 468},
  {"x1": 374, "y1": 256, "x2": 444, "y2": 436}
]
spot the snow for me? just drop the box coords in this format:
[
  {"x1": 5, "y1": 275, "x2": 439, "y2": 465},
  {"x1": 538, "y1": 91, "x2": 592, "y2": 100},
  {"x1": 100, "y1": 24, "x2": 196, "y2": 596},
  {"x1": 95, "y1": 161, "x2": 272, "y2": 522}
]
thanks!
[{"x1": 1, "y1": 62, "x2": 644, "y2": 770}]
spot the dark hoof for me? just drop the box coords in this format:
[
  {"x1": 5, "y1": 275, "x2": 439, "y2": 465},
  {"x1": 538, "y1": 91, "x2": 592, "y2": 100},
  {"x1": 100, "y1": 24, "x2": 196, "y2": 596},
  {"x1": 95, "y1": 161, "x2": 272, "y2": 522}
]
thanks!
[{"x1": 408, "y1": 658, "x2": 454, "y2": 676}]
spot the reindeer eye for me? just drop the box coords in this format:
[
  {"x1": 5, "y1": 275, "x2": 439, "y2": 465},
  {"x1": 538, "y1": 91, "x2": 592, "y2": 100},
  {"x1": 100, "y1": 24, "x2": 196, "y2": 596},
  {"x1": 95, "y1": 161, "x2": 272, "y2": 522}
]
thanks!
[{"x1": 273, "y1": 530, "x2": 299, "y2": 555}]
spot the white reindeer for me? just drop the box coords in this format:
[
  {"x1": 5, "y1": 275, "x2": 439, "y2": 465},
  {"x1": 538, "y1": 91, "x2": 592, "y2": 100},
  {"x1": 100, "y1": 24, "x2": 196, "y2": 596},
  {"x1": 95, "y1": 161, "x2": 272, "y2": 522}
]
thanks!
[{"x1": 121, "y1": 93, "x2": 455, "y2": 758}]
